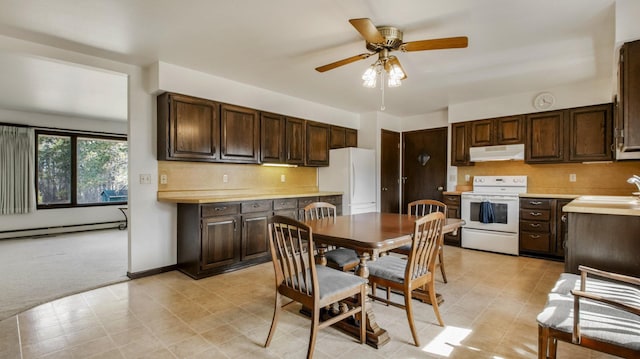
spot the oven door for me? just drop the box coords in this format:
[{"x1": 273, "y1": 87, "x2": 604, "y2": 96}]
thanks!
[{"x1": 461, "y1": 194, "x2": 519, "y2": 233}]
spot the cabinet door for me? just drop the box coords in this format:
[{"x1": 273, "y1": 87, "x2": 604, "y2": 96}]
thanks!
[
  {"x1": 568, "y1": 104, "x2": 613, "y2": 162},
  {"x1": 496, "y1": 115, "x2": 524, "y2": 144},
  {"x1": 260, "y1": 112, "x2": 286, "y2": 163},
  {"x1": 525, "y1": 111, "x2": 565, "y2": 163},
  {"x1": 555, "y1": 199, "x2": 571, "y2": 257},
  {"x1": 285, "y1": 117, "x2": 306, "y2": 165},
  {"x1": 158, "y1": 93, "x2": 220, "y2": 161},
  {"x1": 305, "y1": 121, "x2": 330, "y2": 166},
  {"x1": 619, "y1": 40, "x2": 640, "y2": 151},
  {"x1": 241, "y1": 212, "x2": 271, "y2": 260},
  {"x1": 330, "y1": 125, "x2": 346, "y2": 149},
  {"x1": 451, "y1": 122, "x2": 472, "y2": 166},
  {"x1": 201, "y1": 215, "x2": 239, "y2": 270},
  {"x1": 470, "y1": 119, "x2": 493, "y2": 147},
  {"x1": 220, "y1": 104, "x2": 260, "y2": 163},
  {"x1": 345, "y1": 128, "x2": 358, "y2": 147}
]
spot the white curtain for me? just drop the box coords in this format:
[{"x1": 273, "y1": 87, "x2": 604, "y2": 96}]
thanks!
[{"x1": 0, "y1": 125, "x2": 35, "y2": 214}]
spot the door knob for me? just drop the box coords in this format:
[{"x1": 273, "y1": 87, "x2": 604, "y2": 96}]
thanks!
[{"x1": 437, "y1": 186, "x2": 444, "y2": 191}]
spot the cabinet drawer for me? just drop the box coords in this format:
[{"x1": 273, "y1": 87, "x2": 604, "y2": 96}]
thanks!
[
  {"x1": 443, "y1": 195, "x2": 461, "y2": 206},
  {"x1": 519, "y1": 209, "x2": 551, "y2": 221},
  {"x1": 273, "y1": 198, "x2": 298, "y2": 210},
  {"x1": 202, "y1": 203, "x2": 240, "y2": 217},
  {"x1": 298, "y1": 196, "x2": 319, "y2": 208},
  {"x1": 520, "y1": 220, "x2": 550, "y2": 232},
  {"x1": 520, "y1": 231, "x2": 551, "y2": 252},
  {"x1": 242, "y1": 200, "x2": 273, "y2": 213},
  {"x1": 520, "y1": 198, "x2": 552, "y2": 209},
  {"x1": 321, "y1": 195, "x2": 342, "y2": 206}
]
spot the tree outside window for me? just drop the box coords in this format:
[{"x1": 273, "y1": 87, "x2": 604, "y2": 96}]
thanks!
[{"x1": 36, "y1": 131, "x2": 127, "y2": 208}]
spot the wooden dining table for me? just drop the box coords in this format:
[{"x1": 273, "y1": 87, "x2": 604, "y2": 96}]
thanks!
[{"x1": 304, "y1": 212, "x2": 464, "y2": 348}]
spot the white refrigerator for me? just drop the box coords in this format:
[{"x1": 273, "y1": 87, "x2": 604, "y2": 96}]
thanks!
[{"x1": 318, "y1": 148, "x2": 377, "y2": 214}]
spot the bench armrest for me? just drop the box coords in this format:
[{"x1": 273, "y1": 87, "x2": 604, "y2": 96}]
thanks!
[{"x1": 578, "y1": 265, "x2": 640, "y2": 287}]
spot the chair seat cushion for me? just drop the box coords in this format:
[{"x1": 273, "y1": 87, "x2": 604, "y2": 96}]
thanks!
[
  {"x1": 315, "y1": 266, "x2": 367, "y2": 300},
  {"x1": 537, "y1": 274, "x2": 640, "y2": 351},
  {"x1": 325, "y1": 247, "x2": 359, "y2": 267},
  {"x1": 368, "y1": 255, "x2": 408, "y2": 283}
]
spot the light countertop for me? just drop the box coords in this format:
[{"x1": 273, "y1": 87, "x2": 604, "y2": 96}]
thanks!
[
  {"x1": 520, "y1": 193, "x2": 581, "y2": 199},
  {"x1": 563, "y1": 195, "x2": 640, "y2": 217},
  {"x1": 157, "y1": 191, "x2": 343, "y2": 204}
]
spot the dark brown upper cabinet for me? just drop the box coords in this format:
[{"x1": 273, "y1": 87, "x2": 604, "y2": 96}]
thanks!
[
  {"x1": 285, "y1": 117, "x2": 306, "y2": 165},
  {"x1": 568, "y1": 104, "x2": 613, "y2": 162},
  {"x1": 157, "y1": 92, "x2": 220, "y2": 162},
  {"x1": 330, "y1": 125, "x2": 346, "y2": 149},
  {"x1": 345, "y1": 128, "x2": 358, "y2": 147},
  {"x1": 220, "y1": 104, "x2": 260, "y2": 164},
  {"x1": 451, "y1": 122, "x2": 473, "y2": 166},
  {"x1": 470, "y1": 115, "x2": 524, "y2": 147},
  {"x1": 525, "y1": 110, "x2": 565, "y2": 163},
  {"x1": 260, "y1": 112, "x2": 286, "y2": 163},
  {"x1": 305, "y1": 121, "x2": 330, "y2": 166},
  {"x1": 618, "y1": 39, "x2": 640, "y2": 152}
]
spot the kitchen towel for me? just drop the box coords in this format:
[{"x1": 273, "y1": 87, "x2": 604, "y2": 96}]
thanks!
[{"x1": 479, "y1": 200, "x2": 495, "y2": 224}]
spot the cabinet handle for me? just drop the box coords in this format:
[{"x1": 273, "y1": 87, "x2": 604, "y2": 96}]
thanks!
[
  {"x1": 215, "y1": 206, "x2": 227, "y2": 211},
  {"x1": 253, "y1": 203, "x2": 260, "y2": 208},
  {"x1": 529, "y1": 201, "x2": 543, "y2": 205},
  {"x1": 529, "y1": 223, "x2": 541, "y2": 228},
  {"x1": 529, "y1": 234, "x2": 541, "y2": 239},
  {"x1": 561, "y1": 214, "x2": 567, "y2": 223},
  {"x1": 448, "y1": 197, "x2": 457, "y2": 201},
  {"x1": 529, "y1": 212, "x2": 542, "y2": 216}
]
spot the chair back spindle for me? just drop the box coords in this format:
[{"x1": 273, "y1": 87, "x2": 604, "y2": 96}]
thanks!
[
  {"x1": 408, "y1": 199, "x2": 447, "y2": 217},
  {"x1": 303, "y1": 202, "x2": 337, "y2": 222}
]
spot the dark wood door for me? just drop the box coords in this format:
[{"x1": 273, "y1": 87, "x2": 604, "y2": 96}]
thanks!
[
  {"x1": 260, "y1": 112, "x2": 285, "y2": 163},
  {"x1": 201, "y1": 215, "x2": 239, "y2": 270},
  {"x1": 345, "y1": 128, "x2": 358, "y2": 147},
  {"x1": 402, "y1": 127, "x2": 448, "y2": 213},
  {"x1": 330, "y1": 125, "x2": 346, "y2": 149},
  {"x1": 305, "y1": 121, "x2": 330, "y2": 166},
  {"x1": 241, "y1": 212, "x2": 271, "y2": 260},
  {"x1": 496, "y1": 115, "x2": 524, "y2": 144},
  {"x1": 451, "y1": 122, "x2": 472, "y2": 166},
  {"x1": 380, "y1": 129, "x2": 400, "y2": 213},
  {"x1": 157, "y1": 92, "x2": 220, "y2": 161},
  {"x1": 568, "y1": 104, "x2": 613, "y2": 162},
  {"x1": 525, "y1": 110, "x2": 566, "y2": 163},
  {"x1": 220, "y1": 104, "x2": 260, "y2": 163},
  {"x1": 620, "y1": 40, "x2": 640, "y2": 151},
  {"x1": 285, "y1": 117, "x2": 305, "y2": 165},
  {"x1": 470, "y1": 119, "x2": 493, "y2": 147}
]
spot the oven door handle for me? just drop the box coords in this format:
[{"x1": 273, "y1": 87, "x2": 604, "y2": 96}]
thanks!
[{"x1": 462, "y1": 195, "x2": 519, "y2": 202}]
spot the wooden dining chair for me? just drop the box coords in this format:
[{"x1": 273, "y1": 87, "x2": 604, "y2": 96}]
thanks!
[
  {"x1": 303, "y1": 202, "x2": 360, "y2": 272},
  {"x1": 391, "y1": 199, "x2": 448, "y2": 283},
  {"x1": 264, "y1": 215, "x2": 367, "y2": 358},
  {"x1": 369, "y1": 211, "x2": 445, "y2": 346}
]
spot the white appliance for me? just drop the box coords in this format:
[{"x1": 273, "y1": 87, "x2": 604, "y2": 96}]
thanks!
[
  {"x1": 469, "y1": 144, "x2": 525, "y2": 162},
  {"x1": 318, "y1": 148, "x2": 377, "y2": 214},
  {"x1": 461, "y1": 175, "x2": 527, "y2": 255}
]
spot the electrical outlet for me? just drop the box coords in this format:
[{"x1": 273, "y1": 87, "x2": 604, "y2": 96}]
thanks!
[
  {"x1": 139, "y1": 174, "x2": 151, "y2": 184},
  {"x1": 281, "y1": 174, "x2": 286, "y2": 183},
  {"x1": 569, "y1": 173, "x2": 577, "y2": 182},
  {"x1": 223, "y1": 174, "x2": 228, "y2": 183},
  {"x1": 465, "y1": 174, "x2": 471, "y2": 182},
  {"x1": 160, "y1": 174, "x2": 168, "y2": 184}
]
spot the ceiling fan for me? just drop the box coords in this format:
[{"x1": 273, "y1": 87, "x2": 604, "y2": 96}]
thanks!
[{"x1": 315, "y1": 18, "x2": 468, "y2": 84}]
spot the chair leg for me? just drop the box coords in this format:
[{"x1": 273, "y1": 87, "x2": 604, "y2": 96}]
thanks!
[
  {"x1": 403, "y1": 288, "x2": 420, "y2": 347},
  {"x1": 265, "y1": 292, "x2": 281, "y2": 347},
  {"x1": 538, "y1": 325, "x2": 548, "y2": 359},
  {"x1": 428, "y1": 280, "x2": 444, "y2": 327},
  {"x1": 359, "y1": 285, "x2": 366, "y2": 344},
  {"x1": 549, "y1": 337, "x2": 557, "y2": 359},
  {"x1": 307, "y1": 305, "x2": 320, "y2": 359},
  {"x1": 438, "y1": 247, "x2": 448, "y2": 283}
]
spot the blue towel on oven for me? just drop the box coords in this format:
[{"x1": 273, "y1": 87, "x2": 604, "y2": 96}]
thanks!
[{"x1": 479, "y1": 200, "x2": 495, "y2": 224}]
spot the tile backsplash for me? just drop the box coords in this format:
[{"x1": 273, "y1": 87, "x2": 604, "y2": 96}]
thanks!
[{"x1": 457, "y1": 161, "x2": 640, "y2": 195}]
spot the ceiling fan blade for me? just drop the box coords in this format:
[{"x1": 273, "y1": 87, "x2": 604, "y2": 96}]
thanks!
[
  {"x1": 315, "y1": 53, "x2": 373, "y2": 73},
  {"x1": 386, "y1": 56, "x2": 407, "y2": 80},
  {"x1": 402, "y1": 36, "x2": 468, "y2": 52},
  {"x1": 349, "y1": 18, "x2": 385, "y2": 44}
]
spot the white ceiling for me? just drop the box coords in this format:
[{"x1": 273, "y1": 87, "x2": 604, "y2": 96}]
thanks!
[{"x1": 0, "y1": 0, "x2": 616, "y2": 120}]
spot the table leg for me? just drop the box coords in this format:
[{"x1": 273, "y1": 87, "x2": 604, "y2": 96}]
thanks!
[{"x1": 316, "y1": 245, "x2": 327, "y2": 266}]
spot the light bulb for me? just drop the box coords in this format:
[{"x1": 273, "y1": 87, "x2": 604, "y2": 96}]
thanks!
[
  {"x1": 387, "y1": 77, "x2": 402, "y2": 87},
  {"x1": 362, "y1": 77, "x2": 377, "y2": 88},
  {"x1": 362, "y1": 66, "x2": 376, "y2": 81},
  {"x1": 389, "y1": 63, "x2": 404, "y2": 81}
]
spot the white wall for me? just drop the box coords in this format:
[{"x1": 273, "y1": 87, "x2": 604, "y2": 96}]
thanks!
[
  {"x1": 0, "y1": 108, "x2": 127, "y2": 232},
  {"x1": 616, "y1": 0, "x2": 640, "y2": 44}
]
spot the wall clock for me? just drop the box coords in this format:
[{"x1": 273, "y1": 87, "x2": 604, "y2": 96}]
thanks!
[{"x1": 533, "y1": 92, "x2": 555, "y2": 110}]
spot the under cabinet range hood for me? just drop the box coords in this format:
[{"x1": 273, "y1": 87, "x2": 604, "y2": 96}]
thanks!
[{"x1": 469, "y1": 144, "x2": 525, "y2": 162}]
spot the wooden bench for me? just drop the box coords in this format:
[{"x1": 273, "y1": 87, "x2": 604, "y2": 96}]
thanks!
[{"x1": 537, "y1": 266, "x2": 640, "y2": 358}]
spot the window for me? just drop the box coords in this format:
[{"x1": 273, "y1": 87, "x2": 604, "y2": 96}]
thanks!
[{"x1": 36, "y1": 130, "x2": 127, "y2": 208}]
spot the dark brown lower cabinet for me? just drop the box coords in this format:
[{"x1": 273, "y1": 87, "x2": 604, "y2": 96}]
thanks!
[
  {"x1": 519, "y1": 197, "x2": 565, "y2": 260},
  {"x1": 177, "y1": 195, "x2": 341, "y2": 279},
  {"x1": 442, "y1": 194, "x2": 461, "y2": 246}
]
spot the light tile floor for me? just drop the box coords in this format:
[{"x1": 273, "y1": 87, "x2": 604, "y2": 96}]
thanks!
[{"x1": 0, "y1": 247, "x2": 621, "y2": 358}]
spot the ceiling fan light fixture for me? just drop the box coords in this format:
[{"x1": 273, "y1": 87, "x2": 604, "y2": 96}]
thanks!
[
  {"x1": 388, "y1": 63, "x2": 405, "y2": 81},
  {"x1": 387, "y1": 76, "x2": 402, "y2": 87}
]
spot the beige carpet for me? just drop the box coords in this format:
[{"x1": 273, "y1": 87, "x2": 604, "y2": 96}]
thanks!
[{"x1": 0, "y1": 229, "x2": 128, "y2": 321}]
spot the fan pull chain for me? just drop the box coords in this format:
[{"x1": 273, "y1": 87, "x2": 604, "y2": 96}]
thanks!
[{"x1": 380, "y1": 69, "x2": 386, "y2": 111}]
